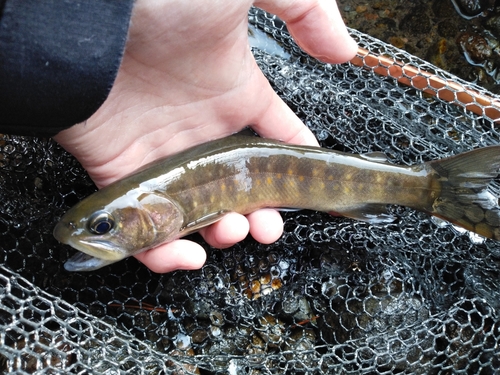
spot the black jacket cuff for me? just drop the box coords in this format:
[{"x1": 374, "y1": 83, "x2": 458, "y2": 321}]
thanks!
[{"x1": 0, "y1": 0, "x2": 135, "y2": 136}]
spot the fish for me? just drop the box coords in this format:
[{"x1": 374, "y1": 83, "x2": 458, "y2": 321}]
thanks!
[{"x1": 53, "y1": 133, "x2": 500, "y2": 271}]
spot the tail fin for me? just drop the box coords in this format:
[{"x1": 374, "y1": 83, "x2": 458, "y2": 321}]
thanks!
[{"x1": 427, "y1": 146, "x2": 500, "y2": 241}]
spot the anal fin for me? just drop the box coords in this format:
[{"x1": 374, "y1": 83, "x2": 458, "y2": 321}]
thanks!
[{"x1": 334, "y1": 204, "x2": 396, "y2": 224}]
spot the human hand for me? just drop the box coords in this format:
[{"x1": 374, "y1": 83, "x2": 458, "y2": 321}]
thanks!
[{"x1": 54, "y1": 0, "x2": 357, "y2": 273}]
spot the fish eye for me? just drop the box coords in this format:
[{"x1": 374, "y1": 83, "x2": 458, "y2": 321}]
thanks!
[{"x1": 88, "y1": 211, "x2": 115, "y2": 235}]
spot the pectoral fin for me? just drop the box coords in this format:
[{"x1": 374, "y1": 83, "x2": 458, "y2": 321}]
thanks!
[{"x1": 180, "y1": 210, "x2": 230, "y2": 236}]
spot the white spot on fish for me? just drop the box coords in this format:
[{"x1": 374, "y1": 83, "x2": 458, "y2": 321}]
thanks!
[
  {"x1": 229, "y1": 158, "x2": 253, "y2": 192},
  {"x1": 186, "y1": 153, "x2": 252, "y2": 191}
]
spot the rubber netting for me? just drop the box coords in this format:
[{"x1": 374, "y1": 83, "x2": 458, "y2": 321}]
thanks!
[{"x1": 1, "y1": 7, "x2": 500, "y2": 374}]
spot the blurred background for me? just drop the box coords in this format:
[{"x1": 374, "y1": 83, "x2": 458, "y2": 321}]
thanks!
[{"x1": 339, "y1": 0, "x2": 500, "y2": 94}]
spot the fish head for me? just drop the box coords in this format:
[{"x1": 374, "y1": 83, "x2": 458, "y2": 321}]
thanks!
[{"x1": 54, "y1": 190, "x2": 185, "y2": 271}]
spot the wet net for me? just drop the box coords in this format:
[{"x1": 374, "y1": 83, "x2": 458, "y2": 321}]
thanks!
[{"x1": 1, "y1": 7, "x2": 500, "y2": 374}]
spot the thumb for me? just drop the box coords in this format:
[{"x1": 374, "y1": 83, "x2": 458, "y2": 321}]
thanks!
[{"x1": 254, "y1": 0, "x2": 357, "y2": 63}]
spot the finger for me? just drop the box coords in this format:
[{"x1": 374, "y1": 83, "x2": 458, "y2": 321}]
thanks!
[
  {"x1": 199, "y1": 212, "x2": 250, "y2": 248},
  {"x1": 134, "y1": 239, "x2": 207, "y2": 273},
  {"x1": 247, "y1": 208, "x2": 284, "y2": 244},
  {"x1": 250, "y1": 84, "x2": 319, "y2": 147},
  {"x1": 255, "y1": 0, "x2": 358, "y2": 63}
]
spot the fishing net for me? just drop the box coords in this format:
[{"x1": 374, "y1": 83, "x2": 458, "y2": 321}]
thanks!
[{"x1": 1, "y1": 7, "x2": 500, "y2": 374}]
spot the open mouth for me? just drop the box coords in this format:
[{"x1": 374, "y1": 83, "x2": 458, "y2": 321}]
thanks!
[
  {"x1": 67, "y1": 238, "x2": 124, "y2": 261},
  {"x1": 64, "y1": 252, "x2": 116, "y2": 272}
]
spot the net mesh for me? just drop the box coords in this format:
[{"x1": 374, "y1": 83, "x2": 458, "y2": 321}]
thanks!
[{"x1": 1, "y1": 7, "x2": 500, "y2": 374}]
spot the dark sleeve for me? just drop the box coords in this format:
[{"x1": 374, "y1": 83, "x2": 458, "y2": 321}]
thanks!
[{"x1": 0, "y1": 0, "x2": 135, "y2": 136}]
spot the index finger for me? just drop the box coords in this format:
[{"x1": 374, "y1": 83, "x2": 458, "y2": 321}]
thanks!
[{"x1": 255, "y1": 0, "x2": 357, "y2": 63}]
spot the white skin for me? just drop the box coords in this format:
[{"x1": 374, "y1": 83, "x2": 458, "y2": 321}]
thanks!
[{"x1": 54, "y1": 0, "x2": 357, "y2": 273}]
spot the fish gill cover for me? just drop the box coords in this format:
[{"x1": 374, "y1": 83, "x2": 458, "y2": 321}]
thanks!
[{"x1": 0, "y1": 7, "x2": 499, "y2": 374}]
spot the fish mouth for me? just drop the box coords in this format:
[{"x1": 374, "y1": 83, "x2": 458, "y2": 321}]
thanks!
[
  {"x1": 66, "y1": 238, "x2": 125, "y2": 261},
  {"x1": 54, "y1": 221, "x2": 123, "y2": 260},
  {"x1": 64, "y1": 252, "x2": 116, "y2": 272},
  {"x1": 53, "y1": 220, "x2": 73, "y2": 243}
]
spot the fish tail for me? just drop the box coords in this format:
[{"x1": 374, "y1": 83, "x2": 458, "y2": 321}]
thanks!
[{"x1": 427, "y1": 146, "x2": 500, "y2": 240}]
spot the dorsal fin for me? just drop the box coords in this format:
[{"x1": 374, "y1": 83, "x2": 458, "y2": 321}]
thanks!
[{"x1": 232, "y1": 127, "x2": 259, "y2": 138}]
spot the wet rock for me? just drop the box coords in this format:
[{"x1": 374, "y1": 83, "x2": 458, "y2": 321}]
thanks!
[
  {"x1": 437, "y1": 20, "x2": 459, "y2": 38},
  {"x1": 280, "y1": 292, "x2": 313, "y2": 323},
  {"x1": 283, "y1": 329, "x2": 317, "y2": 371},
  {"x1": 485, "y1": 14, "x2": 500, "y2": 38},
  {"x1": 457, "y1": 32, "x2": 492, "y2": 62},
  {"x1": 432, "y1": 299, "x2": 499, "y2": 372},
  {"x1": 453, "y1": 0, "x2": 485, "y2": 17},
  {"x1": 256, "y1": 315, "x2": 285, "y2": 348},
  {"x1": 399, "y1": 5, "x2": 432, "y2": 33},
  {"x1": 427, "y1": 38, "x2": 454, "y2": 71}
]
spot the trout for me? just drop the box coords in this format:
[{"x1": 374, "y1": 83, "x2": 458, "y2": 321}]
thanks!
[{"x1": 53, "y1": 134, "x2": 500, "y2": 271}]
